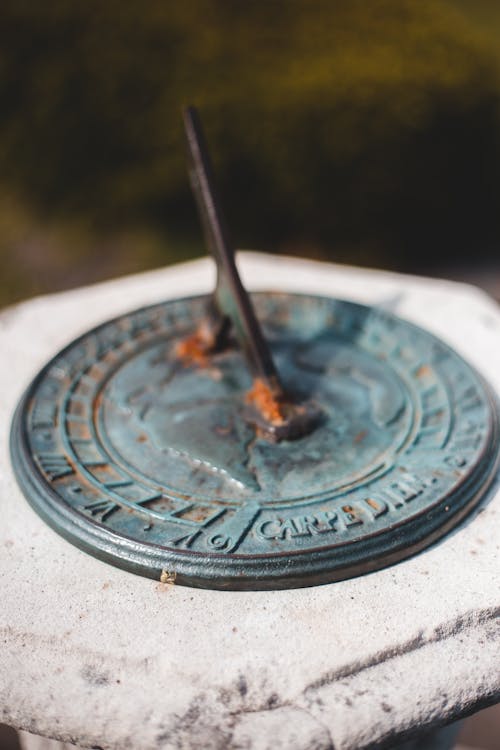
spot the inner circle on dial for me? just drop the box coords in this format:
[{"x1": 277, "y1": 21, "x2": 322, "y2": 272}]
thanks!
[{"x1": 98, "y1": 335, "x2": 415, "y2": 506}]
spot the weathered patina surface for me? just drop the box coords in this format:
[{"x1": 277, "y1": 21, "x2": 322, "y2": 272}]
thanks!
[{"x1": 10, "y1": 289, "x2": 499, "y2": 588}]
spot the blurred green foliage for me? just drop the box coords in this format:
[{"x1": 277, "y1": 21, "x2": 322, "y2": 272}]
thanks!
[{"x1": 0, "y1": 1, "x2": 500, "y2": 305}]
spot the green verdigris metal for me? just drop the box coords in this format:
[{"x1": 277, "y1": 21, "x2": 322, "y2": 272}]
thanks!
[
  {"x1": 9, "y1": 291, "x2": 500, "y2": 589},
  {"x1": 9, "y1": 107, "x2": 500, "y2": 589}
]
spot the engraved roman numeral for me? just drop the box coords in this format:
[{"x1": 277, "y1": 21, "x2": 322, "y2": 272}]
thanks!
[
  {"x1": 83, "y1": 498, "x2": 118, "y2": 521},
  {"x1": 136, "y1": 492, "x2": 162, "y2": 506},
  {"x1": 458, "y1": 385, "x2": 482, "y2": 412},
  {"x1": 32, "y1": 401, "x2": 57, "y2": 429},
  {"x1": 37, "y1": 452, "x2": 74, "y2": 480}
]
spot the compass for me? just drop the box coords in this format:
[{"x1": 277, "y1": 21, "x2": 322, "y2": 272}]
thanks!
[{"x1": 10, "y1": 108, "x2": 500, "y2": 590}]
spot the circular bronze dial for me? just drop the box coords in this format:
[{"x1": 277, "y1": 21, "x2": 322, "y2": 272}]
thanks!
[{"x1": 10, "y1": 293, "x2": 499, "y2": 589}]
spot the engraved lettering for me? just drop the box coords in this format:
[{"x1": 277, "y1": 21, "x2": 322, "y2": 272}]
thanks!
[
  {"x1": 396, "y1": 472, "x2": 433, "y2": 499},
  {"x1": 360, "y1": 497, "x2": 388, "y2": 519},
  {"x1": 385, "y1": 481, "x2": 416, "y2": 504},
  {"x1": 255, "y1": 510, "x2": 338, "y2": 540},
  {"x1": 207, "y1": 533, "x2": 232, "y2": 550},
  {"x1": 338, "y1": 504, "x2": 363, "y2": 528},
  {"x1": 291, "y1": 511, "x2": 338, "y2": 536},
  {"x1": 170, "y1": 529, "x2": 203, "y2": 548},
  {"x1": 291, "y1": 515, "x2": 323, "y2": 536},
  {"x1": 255, "y1": 520, "x2": 281, "y2": 539},
  {"x1": 278, "y1": 517, "x2": 299, "y2": 540},
  {"x1": 201, "y1": 503, "x2": 259, "y2": 553},
  {"x1": 37, "y1": 452, "x2": 74, "y2": 480},
  {"x1": 363, "y1": 471, "x2": 435, "y2": 513}
]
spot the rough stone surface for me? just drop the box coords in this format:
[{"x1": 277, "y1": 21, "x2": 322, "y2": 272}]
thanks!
[{"x1": 1, "y1": 253, "x2": 499, "y2": 750}]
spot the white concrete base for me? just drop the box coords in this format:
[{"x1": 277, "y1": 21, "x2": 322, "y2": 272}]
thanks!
[
  {"x1": 18, "y1": 729, "x2": 76, "y2": 749},
  {"x1": 16, "y1": 722, "x2": 464, "y2": 750},
  {"x1": 1, "y1": 253, "x2": 499, "y2": 750}
]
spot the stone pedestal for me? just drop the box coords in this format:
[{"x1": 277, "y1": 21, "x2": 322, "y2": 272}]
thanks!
[
  {"x1": 1, "y1": 254, "x2": 499, "y2": 750},
  {"x1": 16, "y1": 721, "x2": 463, "y2": 749}
]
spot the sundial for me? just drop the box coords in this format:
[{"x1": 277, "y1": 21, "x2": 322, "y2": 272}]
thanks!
[{"x1": 10, "y1": 108, "x2": 500, "y2": 590}]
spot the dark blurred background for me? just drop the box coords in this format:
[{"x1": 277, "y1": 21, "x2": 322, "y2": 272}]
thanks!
[{"x1": 1, "y1": 0, "x2": 500, "y2": 306}]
